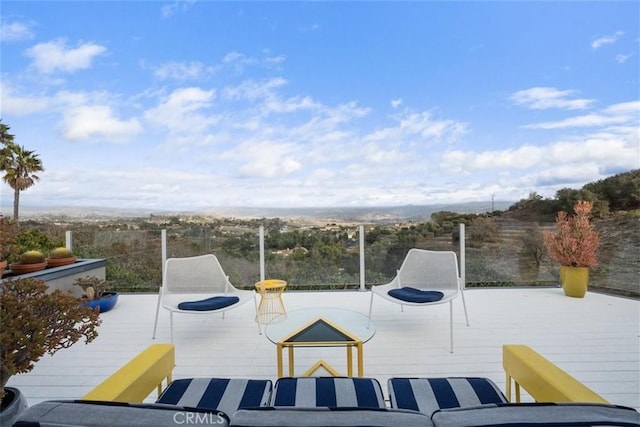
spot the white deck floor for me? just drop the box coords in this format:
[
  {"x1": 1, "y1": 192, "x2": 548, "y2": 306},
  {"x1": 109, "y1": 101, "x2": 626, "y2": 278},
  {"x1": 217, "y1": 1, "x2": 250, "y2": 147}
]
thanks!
[{"x1": 7, "y1": 288, "x2": 640, "y2": 410}]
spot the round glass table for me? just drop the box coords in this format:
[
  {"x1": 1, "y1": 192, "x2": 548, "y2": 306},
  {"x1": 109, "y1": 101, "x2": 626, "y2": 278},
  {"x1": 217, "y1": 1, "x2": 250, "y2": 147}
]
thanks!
[{"x1": 264, "y1": 308, "x2": 376, "y2": 377}]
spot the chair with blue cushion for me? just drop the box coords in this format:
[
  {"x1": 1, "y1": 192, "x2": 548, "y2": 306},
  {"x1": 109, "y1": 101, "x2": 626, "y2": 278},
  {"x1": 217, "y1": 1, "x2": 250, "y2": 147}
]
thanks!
[
  {"x1": 388, "y1": 377, "x2": 507, "y2": 417},
  {"x1": 156, "y1": 378, "x2": 272, "y2": 415},
  {"x1": 368, "y1": 249, "x2": 469, "y2": 352},
  {"x1": 271, "y1": 377, "x2": 386, "y2": 409},
  {"x1": 152, "y1": 254, "x2": 258, "y2": 341}
]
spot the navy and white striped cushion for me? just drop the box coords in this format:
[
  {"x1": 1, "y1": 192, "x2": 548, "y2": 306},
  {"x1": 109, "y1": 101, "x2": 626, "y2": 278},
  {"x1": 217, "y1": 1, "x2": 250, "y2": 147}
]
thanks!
[
  {"x1": 157, "y1": 378, "x2": 272, "y2": 415},
  {"x1": 388, "y1": 377, "x2": 507, "y2": 416},
  {"x1": 272, "y1": 377, "x2": 386, "y2": 408}
]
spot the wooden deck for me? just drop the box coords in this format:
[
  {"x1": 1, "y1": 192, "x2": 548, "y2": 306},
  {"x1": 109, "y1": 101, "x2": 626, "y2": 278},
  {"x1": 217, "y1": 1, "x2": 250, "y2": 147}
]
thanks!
[{"x1": 7, "y1": 288, "x2": 639, "y2": 410}]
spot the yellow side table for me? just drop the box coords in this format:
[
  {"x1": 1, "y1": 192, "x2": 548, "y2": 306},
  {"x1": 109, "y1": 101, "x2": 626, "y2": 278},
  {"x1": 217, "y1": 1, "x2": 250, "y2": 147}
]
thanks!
[{"x1": 255, "y1": 279, "x2": 287, "y2": 325}]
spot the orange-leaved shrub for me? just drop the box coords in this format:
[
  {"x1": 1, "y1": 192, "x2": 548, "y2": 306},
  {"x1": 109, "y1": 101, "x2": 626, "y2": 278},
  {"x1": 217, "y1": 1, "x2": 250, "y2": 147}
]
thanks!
[
  {"x1": 0, "y1": 278, "x2": 101, "y2": 399},
  {"x1": 543, "y1": 200, "x2": 600, "y2": 268}
]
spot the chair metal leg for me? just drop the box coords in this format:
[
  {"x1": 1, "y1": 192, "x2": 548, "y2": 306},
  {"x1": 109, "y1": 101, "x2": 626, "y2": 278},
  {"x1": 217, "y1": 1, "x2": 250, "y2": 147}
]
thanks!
[
  {"x1": 152, "y1": 288, "x2": 162, "y2": 339},
  {"x1": 460, "y1": 289, "x2": 470, "y2": 326},
  {"x1": 254, "y1": 294, "x2": 262, "y2": 334},
  {"x1": 367, "y1": 291, "x2": 375, "y2": 329},
  {"x1": 169, "y1": 311, "x2": 174, "y2": 343},
  {"x1": 449, "y1": 300, "x2": 454, "y2": 353}
]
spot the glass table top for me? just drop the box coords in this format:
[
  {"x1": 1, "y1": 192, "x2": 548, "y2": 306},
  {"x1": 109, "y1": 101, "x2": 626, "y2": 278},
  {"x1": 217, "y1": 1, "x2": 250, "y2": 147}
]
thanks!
[{"x1": 264, "y1": 307, "x2": 376, "y2": 345}]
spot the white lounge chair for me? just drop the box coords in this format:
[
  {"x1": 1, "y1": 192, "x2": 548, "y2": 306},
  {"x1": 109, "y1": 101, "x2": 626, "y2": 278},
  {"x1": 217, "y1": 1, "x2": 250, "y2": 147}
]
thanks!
[
  {"x1": 152, "y1": 254, "x2": 258, "y2": 341},
  {"x1": 368, "y1": 249, "x2": 469, "y2": 352}
]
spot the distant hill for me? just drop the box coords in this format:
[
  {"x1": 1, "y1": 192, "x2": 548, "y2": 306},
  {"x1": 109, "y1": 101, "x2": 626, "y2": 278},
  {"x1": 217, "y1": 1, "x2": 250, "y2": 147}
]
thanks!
[
  {"x1": 204, "y1": 201, "x2": 513, "y2": 222},
  {"x1": 11, "y1": 201, "x2": 514, "y2": 223}
]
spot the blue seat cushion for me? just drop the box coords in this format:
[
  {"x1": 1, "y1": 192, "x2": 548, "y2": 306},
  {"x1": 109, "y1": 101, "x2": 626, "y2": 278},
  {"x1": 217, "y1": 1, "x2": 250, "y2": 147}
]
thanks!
[
  {"x1": 177, "y1": 296, "x2": 239, "y2": 311},
  {"x1": 388, "y1": 287, "x2": 444, "y2": 303},
  {"x1": 157, "y1": 378, "x2": 272, "y2": 415}
]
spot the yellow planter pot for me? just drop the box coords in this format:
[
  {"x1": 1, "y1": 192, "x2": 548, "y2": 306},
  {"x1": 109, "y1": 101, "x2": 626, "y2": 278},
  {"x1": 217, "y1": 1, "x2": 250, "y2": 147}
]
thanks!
[{"x1": 560, "y1": 266, "x2": 589, "y2": 298}]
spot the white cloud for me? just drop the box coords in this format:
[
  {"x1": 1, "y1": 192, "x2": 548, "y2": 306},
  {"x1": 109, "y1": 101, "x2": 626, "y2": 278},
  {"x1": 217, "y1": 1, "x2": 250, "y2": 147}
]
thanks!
[
  {"x1": 62, "y1": 105, "x2": 142, "y2": 141},
  {"x1": 524, "y1": 101, "x2": 639, "y2": 129},
  {"x1": 510, "y1": 87, "x2": 594, "y2": 110},
  {"x1": 0, "y1": 21, "x2": 34, "y2": 42},
  {"x1": 26, "y1": 39, "x2": 107, "y2": 74},
  {"x1": 591, "y1": 31, "x2": 624, "y2": 49},
  {"x1": 161, "y1": 0, "x2": 196, "y2": 18},
  {"x1": 0, "y1": 82, "x2": 50, "y2": 115},
  {"x1": 365, "y1": 111, "x2": 468, "y2": 144},
  {"x1": 223, "y1": 78, "x2": 288, "y2": 102},
  {"x1": 615, "y1": 53, "x2": 632, "y2": 64},
  {"x1": 154, "y1": 61, "x2": 218, "y2": 81},
  {"x1": 525, "y1": 113, "x2": 627, "y2": 129},
  {"x1": 220, "y1": 139, "x2": 301, "y2": 178},
  {"x1": 391, "y1": 99, "x2": 403, "y2": 108},
  {"x1": 222, "y1": 51, "x2": 286, "y2": 74},
  {"x1": 602, "y1": 101, "x2": 640, "y2": 115},
  {"x1": 144, "y1": 87, "x2": 217, "y2": 134},
  {"x1": 442, "y1": 124, "x2": 638, "y2": 175},
  {"x1": 265, "y1": 55, "x2": 286, "y2": 65}
]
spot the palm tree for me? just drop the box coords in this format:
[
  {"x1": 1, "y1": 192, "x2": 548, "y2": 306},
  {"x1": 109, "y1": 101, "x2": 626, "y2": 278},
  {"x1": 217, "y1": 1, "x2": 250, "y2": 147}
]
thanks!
[{"x1": 0, "y1": 122, "x2": 44, "y2": 221}]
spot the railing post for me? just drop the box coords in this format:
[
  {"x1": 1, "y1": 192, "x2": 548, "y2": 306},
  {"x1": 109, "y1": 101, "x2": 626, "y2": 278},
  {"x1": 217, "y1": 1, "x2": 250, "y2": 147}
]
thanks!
[
  {"x1": 65, "y1": 230, "x2": 73, "y2": 250},
  {"x1": 259, "y1": 225, "x2": 265, "y2": 281},
  {"x1": 459, "y1": 223, "x2": 466, "y2": 289},
  {"x1": 161, "y1": 229, "x2": 167, "y2": 277},
  {"x1": 359, "y1": 225, "x2": 365, "y2": 291}
]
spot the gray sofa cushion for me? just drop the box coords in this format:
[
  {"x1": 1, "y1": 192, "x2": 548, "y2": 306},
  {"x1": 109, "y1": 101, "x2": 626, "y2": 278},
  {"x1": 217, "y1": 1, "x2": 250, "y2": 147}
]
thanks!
[
  {"x1": 13, "y1": 400, "x2": 229, "y2": 427},
  {"x1": 388, "y1": 377, "x2": 507, "y2": 417},
  {"x1": 230, "y1": 407, "x2": 434, "y2": 427},
  {"x1": 431, "y1": 403, "x2": 640, "y2": 426}
]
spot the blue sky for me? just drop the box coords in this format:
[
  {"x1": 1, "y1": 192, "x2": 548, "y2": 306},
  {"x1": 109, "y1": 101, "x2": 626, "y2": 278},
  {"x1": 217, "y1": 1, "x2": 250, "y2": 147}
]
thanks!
[{"x1": 1, "y1": 1, "x2": 638, "y2": 213}]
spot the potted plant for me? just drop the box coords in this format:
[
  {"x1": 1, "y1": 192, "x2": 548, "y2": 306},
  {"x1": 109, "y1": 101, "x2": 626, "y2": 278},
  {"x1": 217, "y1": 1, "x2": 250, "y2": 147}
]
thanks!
[
  {"x1": 0, "y1": 217, "x2": 19, "y2": 277},
  {"x1": 74, "y1": 276, "x2": 119, "y2": 313},
  {"x1": 9, "y1": 250, "x2": 47, "y2": 275},
  {"x1": 543, "y1": 200, "x2": 600, "y2": 298},
  {"x1": 0, "y1": 277, "x2": 101, "y2": 424},
  {"x1": 46, "y1": 247, "x2": 77, "y2": 268}
]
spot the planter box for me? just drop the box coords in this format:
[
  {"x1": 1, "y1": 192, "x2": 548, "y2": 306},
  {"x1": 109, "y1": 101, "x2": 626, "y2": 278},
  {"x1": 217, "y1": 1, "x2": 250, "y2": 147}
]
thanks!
[{"x1": 0, "y1": 259, "x2": 107, "y2": 297}]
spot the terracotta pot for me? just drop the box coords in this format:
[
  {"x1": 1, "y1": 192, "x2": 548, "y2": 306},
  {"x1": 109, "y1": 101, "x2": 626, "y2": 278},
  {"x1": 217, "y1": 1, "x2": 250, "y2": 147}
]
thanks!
[
  {"x1": 0, "y1": 259, "x2": 6, "y2": 277},
  {"x1": 561, "y1": 266, "x2": 589, "y2": 298},
  {"x1": 9, "y1": 261, "x2": 47, "y2": 275},
  {"x1": 46, "y1": 256, "x2": 77, "y2": 268}
]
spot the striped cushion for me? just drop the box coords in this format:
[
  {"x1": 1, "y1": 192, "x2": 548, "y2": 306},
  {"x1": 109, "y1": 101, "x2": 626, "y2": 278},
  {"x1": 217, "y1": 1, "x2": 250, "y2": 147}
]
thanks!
[
  {"x1": 272, "y1": 377, "x2": 386, "y2": 408},
  {"x1": 157, "y1": 378, "x2": 272, "y2": 414},
  {"x1": 388, "y1": 377, "x2": 507, "y2": 416}
]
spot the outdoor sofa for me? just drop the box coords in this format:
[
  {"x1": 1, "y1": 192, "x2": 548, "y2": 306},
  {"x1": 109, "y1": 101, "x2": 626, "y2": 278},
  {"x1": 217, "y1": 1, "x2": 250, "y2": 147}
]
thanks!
[{"x1": 14, "y1": 376, "x2": 640, "y2": 426}]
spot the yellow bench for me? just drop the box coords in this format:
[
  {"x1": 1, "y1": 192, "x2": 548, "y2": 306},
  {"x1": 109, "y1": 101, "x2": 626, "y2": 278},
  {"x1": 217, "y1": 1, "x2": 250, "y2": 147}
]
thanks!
[
  {"x1": 83, "y1": 344, "x2": 175, "y2": 403},
  {"x1": 503, "y1": 344, "x2": 607, "y2": 403}
]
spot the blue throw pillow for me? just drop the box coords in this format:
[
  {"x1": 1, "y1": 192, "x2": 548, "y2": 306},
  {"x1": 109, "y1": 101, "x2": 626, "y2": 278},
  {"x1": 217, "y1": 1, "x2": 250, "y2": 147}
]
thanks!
[
  {"x1": 388, "y1": 287, "x2": 444, "y2": 303},
  {"x1": 178, "y1": 296, "x2": 240, "y2": 311}
]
